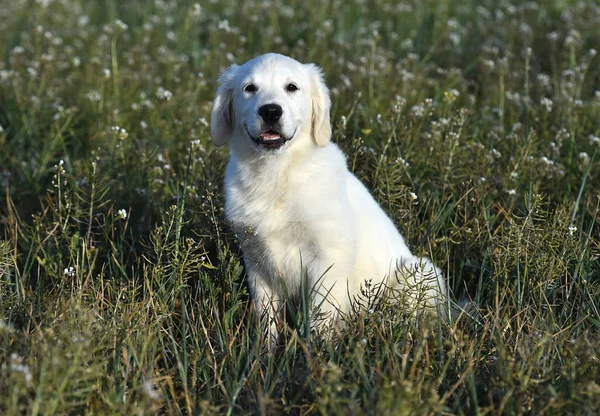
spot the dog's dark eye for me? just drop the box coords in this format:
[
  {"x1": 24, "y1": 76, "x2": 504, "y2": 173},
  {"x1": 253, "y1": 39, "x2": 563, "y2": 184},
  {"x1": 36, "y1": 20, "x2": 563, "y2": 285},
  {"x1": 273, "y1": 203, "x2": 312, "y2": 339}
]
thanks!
[
  {"x1": 244, "y1": 83, "x2": 257, "y2": 93},
  {"x1": 286, "y1": 83, "x2": 299, "y2": 93}
]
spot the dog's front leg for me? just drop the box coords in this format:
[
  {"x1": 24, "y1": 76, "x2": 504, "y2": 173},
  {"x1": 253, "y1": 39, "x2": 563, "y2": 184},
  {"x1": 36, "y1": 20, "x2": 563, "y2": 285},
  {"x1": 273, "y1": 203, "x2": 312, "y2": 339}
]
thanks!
[
  {"x1": 247, "y1": 269, "x2": 281, "y2": 347},
  {"x1": 302, "y1": 203, "x2": 357, "y2": 331},
  {"x1": 309, "y1": 248, "x2": 355, "y2": 329}
]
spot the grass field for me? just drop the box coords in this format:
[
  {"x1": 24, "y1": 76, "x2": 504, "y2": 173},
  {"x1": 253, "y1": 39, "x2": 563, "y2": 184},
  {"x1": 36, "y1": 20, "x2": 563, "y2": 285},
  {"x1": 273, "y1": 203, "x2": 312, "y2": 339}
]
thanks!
[{"x1": 1, "y1": 0, "x2": 599, "y2": 414}]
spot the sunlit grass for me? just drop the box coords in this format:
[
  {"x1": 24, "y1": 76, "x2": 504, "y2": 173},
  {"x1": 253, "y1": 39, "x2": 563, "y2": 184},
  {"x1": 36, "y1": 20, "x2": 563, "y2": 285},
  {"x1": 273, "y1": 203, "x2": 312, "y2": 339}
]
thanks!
[{"x1": 1, "y1": 0, "x2": 599, "y2": 414}]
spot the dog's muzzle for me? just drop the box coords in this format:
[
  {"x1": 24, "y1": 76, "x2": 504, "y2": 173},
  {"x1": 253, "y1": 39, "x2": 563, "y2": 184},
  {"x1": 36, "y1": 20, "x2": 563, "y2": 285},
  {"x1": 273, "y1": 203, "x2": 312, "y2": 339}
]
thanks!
[{"x1": 245, "y1": 125, "x2": 294, "y2": 150}]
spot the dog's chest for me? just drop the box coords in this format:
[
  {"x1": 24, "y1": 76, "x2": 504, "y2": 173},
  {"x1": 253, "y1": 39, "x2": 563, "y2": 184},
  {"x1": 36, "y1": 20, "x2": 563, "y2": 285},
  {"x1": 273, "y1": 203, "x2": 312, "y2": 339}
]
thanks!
[{"x1": 226, "y1": 174, "x2": 316, "y2": 281}]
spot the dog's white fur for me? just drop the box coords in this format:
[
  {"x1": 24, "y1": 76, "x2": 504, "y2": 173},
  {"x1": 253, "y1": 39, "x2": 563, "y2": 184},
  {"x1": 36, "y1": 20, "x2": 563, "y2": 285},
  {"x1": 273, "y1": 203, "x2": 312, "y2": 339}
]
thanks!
[{"x1": 211, "y1": 53, "x2": 445, "y2": 337}]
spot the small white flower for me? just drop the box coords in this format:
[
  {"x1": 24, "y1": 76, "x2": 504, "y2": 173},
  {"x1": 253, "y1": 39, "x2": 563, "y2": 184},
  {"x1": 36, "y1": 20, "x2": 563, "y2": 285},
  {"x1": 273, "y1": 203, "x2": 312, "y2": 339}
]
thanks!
[
  {"x1": 400, "y1": 38, "x2": 413, "y2": 50},
  {"x1": 340, "y1": 115, "x2": 347, "y2": 129},
  {"x1": 218, "y1": 19, "x2": 231, "y2": 32},
  {"x1": 114, "y1": 19, "x2": 128, "y2": 31},
  {"x1": 156, "y1": 87, "x2": 173, "y2": 101},
  {"x1": 449, "y1": 33, "x2": 461, "y2": 46},
  {"x1": 63, "y1": 266, "x2": 75, "y2": 278},
  {"x1": 409, "y1": 192, "x2": 418, "y2": 201},
  {"x1": 568, "y1": 225, "x2": 577, "y2": 236},
  {"x1": 537, "y1": 73, "x2": 551, "y2": 87},
  {"x1": 506, "y1": 189, "x2": 517, "y2": 196},
  {"x1": 87, "y1": 90, "x2": 101, "y2": 102},
  {"x1": 103, "y1": 68, "x2": 111, "y2": 79},
  {"x1": 565, "y1": 29, "x2": 581, "y2": 47},
  {"x1": 191, "y1": 3, "x2": 203, "y2": 17},
  {"x1": 111, "y1": 126, "x2": 129, "y2": 140},
  {"x1": 0, "y1": 319, "x2": 14, "y2": 332},
  {"x1": 0, "y1": 69, "x2": 14, "y2": 81},
  {"x1": 394, "y1": 156, "x2": 410, "y2": 167},
  {"x1": 448, "y1": 132, "x2": 459, "y2": 141},
  {"x1": 9, "y1": 354, "x2": 32, "y2": 384},
  {"x1": 540, "y1": 97, "x2": 553, "y2": 112},
  {"x1": 191, "y1": 139, "x2": 206, "y2": 153},
  {"x1": 410, "y1": 104, "x2": 425, "y2": 117},
  {"x1": 117, "y1": 209, "x2": 127, "y2": 220},
  {"x1": 27, "y1": 67, "x2": 38, "y2": 78},
  {"x1": 78, "y1": 15, "x2": 89, "y2": 27},
  {"x1": 482, "y1": 59, "x2": 495, "y2": 71}
]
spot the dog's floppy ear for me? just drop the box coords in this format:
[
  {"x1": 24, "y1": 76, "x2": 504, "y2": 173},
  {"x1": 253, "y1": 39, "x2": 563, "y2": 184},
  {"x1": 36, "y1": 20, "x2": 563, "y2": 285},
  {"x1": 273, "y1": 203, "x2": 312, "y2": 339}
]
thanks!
[
  {"x1": 305, "y1": 64, "x2": 332, "y2": 147},
  {"x1": 210, "y1": 64, "x2": 239, "y2": 147}
]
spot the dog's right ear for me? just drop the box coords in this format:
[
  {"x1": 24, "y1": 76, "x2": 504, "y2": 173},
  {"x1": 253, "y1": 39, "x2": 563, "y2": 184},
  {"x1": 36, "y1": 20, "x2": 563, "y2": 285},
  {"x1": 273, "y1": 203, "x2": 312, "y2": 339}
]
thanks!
[{"x1": 210, "y1": 65, "x2": 238, "y2": 147}]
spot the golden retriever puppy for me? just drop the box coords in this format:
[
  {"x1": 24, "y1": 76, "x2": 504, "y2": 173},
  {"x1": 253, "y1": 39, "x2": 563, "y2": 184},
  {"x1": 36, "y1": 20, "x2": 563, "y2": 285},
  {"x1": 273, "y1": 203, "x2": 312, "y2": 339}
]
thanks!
[{"x1": 211, "y1": 53, "x2": 445, "y2": 340}]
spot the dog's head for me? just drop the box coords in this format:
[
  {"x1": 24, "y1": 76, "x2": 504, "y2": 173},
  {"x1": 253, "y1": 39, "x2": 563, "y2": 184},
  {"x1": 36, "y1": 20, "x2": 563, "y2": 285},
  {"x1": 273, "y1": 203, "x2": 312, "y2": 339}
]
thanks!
[{"x1": 210, "y1": 53, "x2": 332, "y2": 155}]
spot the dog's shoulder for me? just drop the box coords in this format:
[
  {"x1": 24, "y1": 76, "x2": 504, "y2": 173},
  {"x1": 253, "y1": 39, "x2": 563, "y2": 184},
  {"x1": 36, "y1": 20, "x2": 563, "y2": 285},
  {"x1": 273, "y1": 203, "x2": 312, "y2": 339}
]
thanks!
[{"x1": 298, "y1": 142, "x2": 347, "y2": 175}]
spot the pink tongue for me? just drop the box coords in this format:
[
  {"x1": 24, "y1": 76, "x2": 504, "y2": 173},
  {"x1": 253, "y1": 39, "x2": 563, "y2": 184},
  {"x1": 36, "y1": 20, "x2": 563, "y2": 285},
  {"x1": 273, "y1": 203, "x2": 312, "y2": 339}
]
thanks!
[{"x1": 260, "y1": 132, "x2": 281, "y2": 141}]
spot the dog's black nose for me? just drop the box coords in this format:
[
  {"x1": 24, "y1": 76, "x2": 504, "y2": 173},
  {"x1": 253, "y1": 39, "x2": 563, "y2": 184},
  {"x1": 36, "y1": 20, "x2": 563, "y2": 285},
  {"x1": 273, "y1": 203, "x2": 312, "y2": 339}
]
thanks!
[{"x1": 258, "y1": 104, "x2": 283, "y2": 124}]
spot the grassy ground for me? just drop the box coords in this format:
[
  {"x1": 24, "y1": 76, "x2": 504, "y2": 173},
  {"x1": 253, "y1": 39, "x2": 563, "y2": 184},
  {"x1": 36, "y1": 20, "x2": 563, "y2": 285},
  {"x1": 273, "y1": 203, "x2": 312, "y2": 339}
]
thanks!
[{"x1": 1, "y1": 0, "x2": 599, "y2": 414}]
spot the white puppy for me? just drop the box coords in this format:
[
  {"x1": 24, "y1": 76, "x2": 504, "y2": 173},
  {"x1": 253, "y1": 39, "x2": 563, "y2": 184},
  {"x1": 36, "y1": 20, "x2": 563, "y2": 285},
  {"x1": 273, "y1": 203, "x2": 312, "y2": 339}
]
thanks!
[{"x1": 211, "y1": 53, "x2": 445, "y2": 338}]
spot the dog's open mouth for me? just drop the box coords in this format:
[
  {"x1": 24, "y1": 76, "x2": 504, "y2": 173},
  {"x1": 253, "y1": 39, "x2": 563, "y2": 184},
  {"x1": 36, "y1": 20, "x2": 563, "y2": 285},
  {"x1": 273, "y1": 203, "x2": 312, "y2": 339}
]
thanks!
[{"x1": 246, "y1": 126, "x2": 291, "y2": 150}]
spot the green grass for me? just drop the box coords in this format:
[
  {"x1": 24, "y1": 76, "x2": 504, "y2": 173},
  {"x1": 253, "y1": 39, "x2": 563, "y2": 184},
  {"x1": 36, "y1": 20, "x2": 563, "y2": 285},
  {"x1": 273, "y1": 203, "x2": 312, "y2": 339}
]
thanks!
[{"x1": 1, "y1": 0, "x2": 599, "y2": 414}]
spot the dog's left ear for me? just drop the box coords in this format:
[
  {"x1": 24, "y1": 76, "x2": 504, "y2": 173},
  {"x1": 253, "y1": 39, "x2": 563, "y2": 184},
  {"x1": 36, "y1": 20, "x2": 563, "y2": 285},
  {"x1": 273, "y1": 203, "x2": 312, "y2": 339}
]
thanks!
[
  {"x1": 211, "y1": 64, "x2": 239, "y2": 147},
  {"x1": 305, "y1": 64, "x2": 332, "y2": 147}
]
